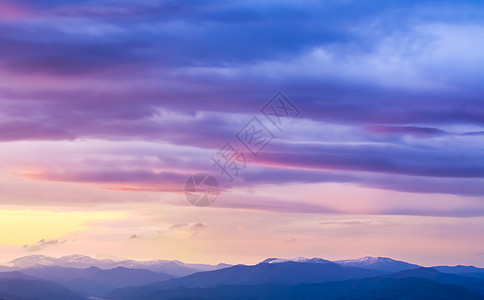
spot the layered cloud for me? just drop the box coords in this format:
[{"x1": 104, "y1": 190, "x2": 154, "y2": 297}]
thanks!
[
  {"x1": 0, "y1": 0, "x2": 483, "y2": 219},
  {"x1": 23, "y1": 239, "x2": 67, "y2": 252}
]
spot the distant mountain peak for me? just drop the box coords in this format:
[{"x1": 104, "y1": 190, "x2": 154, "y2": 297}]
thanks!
[
  {"x1": 8, "y1": 255, "x2": 56, "y2": 268},
  {"x1": 261, "y1": 257, "x2": 331, "y2": 264},
  {"x1": 335, "y1": 256, "x2": 420, "y2": 273},
  {"x1": 7, "y1": 254, "x2": 230, "y2": 277},
  {"x1": 60, "y1": 254, "x2": 102, "y2": 263},
  {"x1": 95, "y1": 253, "x2": 127, "y2": 261},
  {"x1": 344, "y1": 256, "x2": 392, "y2": 262}
]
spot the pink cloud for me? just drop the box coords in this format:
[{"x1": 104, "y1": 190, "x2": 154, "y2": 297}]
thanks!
[{"x1": 0, "y1": 1, "x2": 31, "y2": 21}]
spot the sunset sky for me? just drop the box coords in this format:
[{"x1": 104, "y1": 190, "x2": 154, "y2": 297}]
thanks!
[{"x1": 0, "y1": 0, "x2": 483, "y2": 267}]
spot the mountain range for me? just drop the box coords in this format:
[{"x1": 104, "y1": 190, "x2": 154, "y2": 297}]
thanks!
[
  {"x1": 0, "y1": 254, "x2": 482, "y2": 299},
  {"x1": 141, "y1": 275, "x2": 484, "y2": 300},
  {"x1": 7, "y1": 254, "x2": 231, "y2": 277},
  {"x1": 20, "y1": 266, "x2": 173, "y2": 296},
  {"x1": 0, "y1": 271, "x2": 84, "y2": 300},
  {"x1": 107, "y1": 260, "x2": 385, "y2": 299}
]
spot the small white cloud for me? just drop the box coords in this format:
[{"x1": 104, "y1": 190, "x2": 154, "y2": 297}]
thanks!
[{"x1": 23, "y1": 239, "x2": 67, "y2": 252}]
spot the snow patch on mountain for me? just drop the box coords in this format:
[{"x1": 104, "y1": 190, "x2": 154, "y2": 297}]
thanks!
[
  {"x1": 261, "y1": 257, "x2": 332, "y2": 264},
  {"x1": 335, "y1": 256, "x2": 420, "y2": 272}
]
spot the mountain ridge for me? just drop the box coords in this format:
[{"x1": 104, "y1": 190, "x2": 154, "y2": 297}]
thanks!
[
  {"x1": 7, "y1": 254, "x2": 231, "y2": 277},
  {"x1": 107, "y1": 261, "x2": 386, "y2": 300},
  {"x1": 107, "y1": 264, "x2": 484, "y2": 300},
  {"x1": 1, "y1": 255, "x2": 483, "y2": 299}
]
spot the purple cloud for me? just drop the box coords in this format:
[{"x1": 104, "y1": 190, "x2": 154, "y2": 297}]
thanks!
[{"x1": 0, "y1": 0, "x2": 484, "y2": 218}]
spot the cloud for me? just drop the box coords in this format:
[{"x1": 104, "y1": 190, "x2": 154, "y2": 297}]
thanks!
[
  {"x1": 365, "y1": 125, "x2": 448, "y2": 138},
  {"x1": 255, "y1": 141, "x2": 484, "y2": 179},
  {"x1": 319, "y1": 220, "x2": 375, "y2": 226},
  {"x1": 0, "y1": 0, "x2": 483, "y2": 218},
  {"x1": 169, "y1": 223, "x2": 188, "y2": 230},
  {"x1": 22, "y1": 239, "x2": 67, "y2": 252},
  {"x1": 190, "y1": 222, "x2": 207, "y2": 232}
]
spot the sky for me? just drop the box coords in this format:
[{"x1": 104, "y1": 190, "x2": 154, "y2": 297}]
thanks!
[{"x1": 0, "y1": 0, "x2": 483, "y2": 267}]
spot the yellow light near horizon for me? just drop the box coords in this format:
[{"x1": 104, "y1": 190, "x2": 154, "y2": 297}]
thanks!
[{"x1": 0, "y1": 210, "x2": 126, "y2": 245}]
